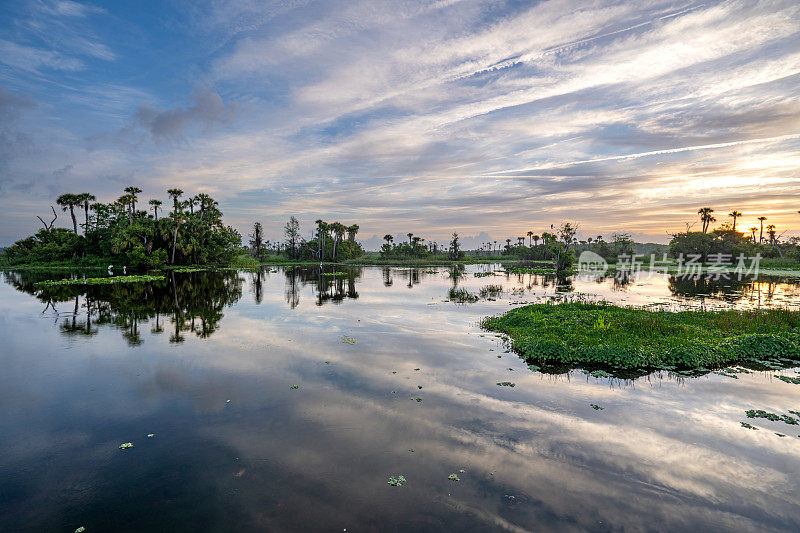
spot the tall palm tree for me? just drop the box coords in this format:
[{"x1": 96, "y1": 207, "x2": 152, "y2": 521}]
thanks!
[
  {"x1": 149, "y1": 199, "x2": 162, "y2": 220},
  {"x1": 167, "y1": 188, "x2": 184, "y2": 213},
  {"x1": 383, "y1": 234, "x2": 393, "y2": 247},
  {"x1": 533, "y1": 235, "x2": 540, "y2": 246},
  {"x1": 748, "y1": 227, "x2": 758, "y2": 242},
  {"x1": 56, "y1": 193, "x2": 79, "y2": 233},
  {"x1": 124, "y1": 186, "x2": 142, "y2": 212},
  {"x1": 196, "y1": 193, "x2": 213, "y2": 221},
  {"x1": 766, "y1": 224, "x2": 777, "y2": 245},
  {"x1": 346, "y1": 224, "x2": 359, "y2": 242},
  {"x1": 76, "y1": 193, "x2": 95, "y2": 234},
  {"x1": 527, "y1": 231, "x2": 533, "y2": 246},
  {"x1": 697, "y1": 207, "x2": 714, "y2": 233},
  {"x1": 757, "y1": 216, "x2": 767, "y2": 243},
  {"x1": 517, "y1": 237, "x2": 524, "y2": 246},
  {"x1": 186, "y1": 196, "x2": 197, "y2": 215},
  {"x1": 728, "y1": 211, "x2": 742, "y2": 231},
  {"x1": 407, "y1": 232, "x2": 413, "y2": 245}
]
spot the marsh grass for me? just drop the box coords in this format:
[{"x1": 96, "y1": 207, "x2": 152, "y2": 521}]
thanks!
[{"x1": 482, "y1": 302, "x2": 800, "y2": 372}]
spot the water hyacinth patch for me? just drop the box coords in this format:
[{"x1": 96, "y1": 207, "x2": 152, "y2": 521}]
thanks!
[
  {"x1": 341, "y1": 336, "x2": 358, "y2": 344},
  {"x1": 119, "y1": 442, "x2": 133, "y2": 450},
  {"x1": 740, "y1": 422, "x2": 759, "y2": 430},
  {"x1": 745, "y1": 410, "x2": 798, "y2": 425},
  {"x1": 496, "y1": 382, "x2": 515, "y2": 387},
  {"x1": 387, "y1": 475, "x2": 406, "y2": 486},
  {"x1": 775, "y1": 375, "x2": 800, "y2": 384},
  {"x1": 290, "y1": 385, "x2": 299, "y2": 390},
  {"x1": 589, "y1": 404, "x2": 604, "y2": 410},
  {"x1": 448, "y1": 473, "x2": 460, "y2": 481},
  {"x1": 35, "y1": 275, "x2": 165, "y2": 287}
]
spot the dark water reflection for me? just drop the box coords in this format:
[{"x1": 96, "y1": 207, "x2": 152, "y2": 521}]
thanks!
[{"x1": 1, "y1": 266, "x2": 800, "y2": 532}]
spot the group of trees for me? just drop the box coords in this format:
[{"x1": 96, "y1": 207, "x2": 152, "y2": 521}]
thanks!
[
  {"x1": 4, "y1": 188, "x2": 242, "y2": 267},
  {"x1": 669, "y1": 207, "x2": 800, "y2": 261},
  {"x1": 248, "y1": 217, "x2": 365, "y2": 262},
  {"x1": 378, "y1": 232, "x2": 464, "y2": 260}
]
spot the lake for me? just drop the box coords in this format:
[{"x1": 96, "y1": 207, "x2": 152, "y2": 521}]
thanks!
[{"x1": 1, "y1": 265, "x2": 800, "y2": 532}]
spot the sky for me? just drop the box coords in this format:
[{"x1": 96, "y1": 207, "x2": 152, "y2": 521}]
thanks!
[{"x1": 0, "y1": 0, "x2": 798, "y2": 248}]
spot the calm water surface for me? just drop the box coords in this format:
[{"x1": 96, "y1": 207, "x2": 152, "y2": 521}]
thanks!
[{"x1": 1, "y1": 265, "x2": 800, "y2": 532}]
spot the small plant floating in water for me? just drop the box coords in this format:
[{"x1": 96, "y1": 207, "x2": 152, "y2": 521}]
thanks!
[
  {"x1": 341, "y1": 336, "x2": 358, "y2": 344},
  {"x1": 740, "y1": 422, "x2": 759, "y2": 430},
  {"x1": 448, "y1": 473, "x2": 460, "y2": 481},
  {"x1": 745, "y1": 409, "x2": 798, "y2": 425},
  {"x1": 290, "y1": 385, "x2": 299, "y2": 390},
  {"x1": 589, "y1": 404, "x2": 604, "y2": 410},
  {"x1": 322, "y1": 271, "x2": 349, "y2": 277},
  {"x1": 459, "y1": 469, "x2": 465, "y2": 473},
  {"x1": 75, "y1": 528, "x2": 86, "y2": 533},
  {"x1": 409, "y1": 449, "x2": 415, "y2": 453},
  {"x1": 414, "y1": 368, "x2": 420, "y2": 371},
  {"x1": 387, "y1": 475, "x2": 406, "y2": 486},
  {"x1": 775, "y1": 375, "x2": 800, "y2": 384},
  {"x1": 496, "y1": 382, "x2": 515, "y2": 387},
  {"x1": 147, "y1": 433, "x2": 155, "y2": 438},
  {"x1": 119, "y1": 442, "x2": 133, "y2": 450}
]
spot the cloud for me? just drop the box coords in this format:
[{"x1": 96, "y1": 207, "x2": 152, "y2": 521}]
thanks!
[{"x1": 132, "y1": 89, "x2": 238, "y2": 141}]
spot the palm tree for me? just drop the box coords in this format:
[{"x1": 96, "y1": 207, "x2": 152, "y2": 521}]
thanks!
[
  {"x1": 505, "y1": 238, "x2": 511, "y2": 251},
  {"x1": 149, "y1": 199, "x2": 162, "y2": 220},
  {"x1": 196, "y1": 193, "x2": 214, "y2": 221},
  {"x1": 766, "y1": 224, "x2": 777, "y2": 245},
  {"x1": 407, "y1": 232, "x2": 413, "y2": 245},
  {"x1": 167, "y1": 188, "x2": 184, "y2": 213},
  {"x1": 517, "y1": 237, "x2": 524, "y2": 246},
  {"x1": 124, "y1": 186, "x2": 141, "y2": 212},
  {"x1": 76, "y1": 193, "x2": 95, "y2": 234},
  {"x1": 346, "y1": 224, "x2": 359, "y2": 242},
  {"x1": 527, "y1": 231, "x2": 533, "y2": 247},
  {"x1": 533, "y1": 235, "x2": 540, "y2": 246},
  {"x1": 56, "y1": 193, "x2": 79, "y2": 233},
  {"x1": 756, "y1": 216, "x2": 768, "y2": 243},
  {"x1": 186, "y1": 196, "x2": 197, "y2": 215},
  {"x1": 748, "y1": 227, "x2": 758, "y2": 242},
  {"x1": 383, "y1": 234, "x2": 393, "y2": 247},
  {"x1": 697, "y1": 207, "x2": 714, "y2": 233},
  {"x1": 728, "y1": 211, "x2": 742, "y2": 231}
]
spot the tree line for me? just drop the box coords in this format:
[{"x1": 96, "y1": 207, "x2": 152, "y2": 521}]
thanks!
[{"x1": 3, "y1": 188, "x2": 242, "y2": 266}]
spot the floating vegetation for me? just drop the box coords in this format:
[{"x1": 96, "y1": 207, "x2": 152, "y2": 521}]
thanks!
[
  {"x1": 496, "y1": 381, "x2": 515, "y2": 387},
  {"x1": 775, "y1": 375, "x2": 800, "y2": 384},
  {"x1": 745, "y1": 410, "x2": 798, "y2": 425},
  {"x1": 119, "y1": 442, "x2": 133, "y2": 450},
  {"x1": 482, "y1": 302, "x2": 800, "y2": 372},
  {"x1": 589, "y1": 404, "x2": 604, "y2": 410},
  {"x1": 418, "y1": 385, "x2": 423, "y2": 389},
  {"x1": 448, "y1": 473, "x2": 460, "y2": 481},
  {"x1": 414, "y1": 368, "x2": 420, "y2": 371},
  {"x1": 448, "y1": 287, "x2": 478, "y2": 303},
  {"x1": 479, "y1": 285, "x2": 504, "y2": 298},
  {"x1": 341, "y1": 336, "x2": 358, "y2": 344},
  {"x1": 410, "y1": 397, "x2": 423, "y2": 402},
  {"x1": 505, "y1": 267, "x2": 575, "y2": 275},
  {"x1": 75, "y1": 528, "x2": 86, "y2": 533},
  {"x1": 474, "y1": 272, "x2": 497, "y2": 278},
  {"x1": 387, "y1": 475, "x2": 406, "y2": 486},
  {"x1": 740, "y1": 422, "x2": 759, "y2": 430},
  {"x1": 409, "y1": 449, "x2": 414, "y2": 453},
  {"x1": 147, "y1": 433, "x2": 155, "y2": 438},
  {"x1": 35, "y1": 274, "x2": 165, "y2": 287},
  {"x1": 290, "y1": 385, "x2": 299, "y2": 390},
  {"x1": 322, "y1": 271, "x2": 349, "y2": 277},
  {"x1": 459, "y1": 469, "x2": 465, "y2": 473}
]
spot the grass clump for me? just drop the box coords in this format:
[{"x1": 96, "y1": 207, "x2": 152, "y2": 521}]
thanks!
[
  {"x1": 481, "y1": 302, "x2": 800, "y2": 372},
  {"x1": 34, "y1": 274, "x2": 165, "y2": 287},
  {"x1": 448, "y1": 288, "x2": 478, "y2": 303}
]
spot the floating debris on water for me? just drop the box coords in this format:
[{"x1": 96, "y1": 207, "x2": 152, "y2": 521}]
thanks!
[
  {"x1": 341, "y1": 336, "x2": 358, "y2": 344},
  {"x1": 119, "y1": 442, "x2": 133, "y2": 450}
]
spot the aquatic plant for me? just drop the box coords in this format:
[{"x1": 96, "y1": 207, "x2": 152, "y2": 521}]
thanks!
[
  {"x1": 341, "y1": 336, "x2": 358, "y2": 344},
  {"x1": 322, "y1": 271, "x2": 349, "y2": 277},
  {"x1": 482, "y1": 302, "x2": 800, "y2": 371},
  {"x1": 448, "y1": 287, "x2": 478, "y2": 303},
  {"x1": 496, "y1": 381, "x2": 515, "y2": 387},
  {"x1": 740, "y1": 422, "x2": 759, "y2": 430},
  {"x1": 448, "y1": 473, "x2": 460, "y2": 481},
  {"x1": 745, "y1": 410, "x2": 798, "y2": 425},
  {"x1": 34, "y1": 274, "x2": 165, "y2": 287},
  {"x1": 775, "y1": 375, "x2": 800, "y2": 384},
  {"x1": 589, "y1": 404, "x2": 604, "y2": 410},
  {"x1": 290, "y1": 385, "x2": 299, "y2": 390},
  {"x1": 387, "y1": 475, "x2": 406, "y2": 486},
  {"x1": 119, "y1": 442, "x2": 133, "y2": 450}
]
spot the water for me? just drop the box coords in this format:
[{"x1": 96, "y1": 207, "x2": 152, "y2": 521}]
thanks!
[{"x1": 1, "y1": 265, "x2": 800, "y2": 532}]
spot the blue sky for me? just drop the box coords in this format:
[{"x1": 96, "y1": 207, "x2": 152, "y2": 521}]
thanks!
[{"x1": 1, "y1": 0, "x2": 799, "y2": 248}]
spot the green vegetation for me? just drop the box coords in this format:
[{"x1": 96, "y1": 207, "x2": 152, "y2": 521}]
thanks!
[
  {"x1": 745, "y1": 410, "x2": 798, "y2": 425},
  {"x1": 775, "y1": 375, "x2": 800, "y2": 384},
  {"x1": 3, "y1": 188, "x2": 241, "y2": 268},
  {"x1": 387, "y1": 475, "x2": 406, "y2": 486},
  {"x1": 34, "y1": 274, "x2": 165, "y2": 287},
  {"x1": 589, "y1": 404, "x2": 604, "y2": 410},
  {"x1": 448, "y1": 473, "x2": 460, "y2": 481},
  {"x1": 448, "y1": 287, "x2": 478, "y2": 303},
  {"x1": 482, "y1": 302, "x2": 800, "y2": 372},
  {"x1": 496, "y1": 381, "x2": 515, "y2": 387}
]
